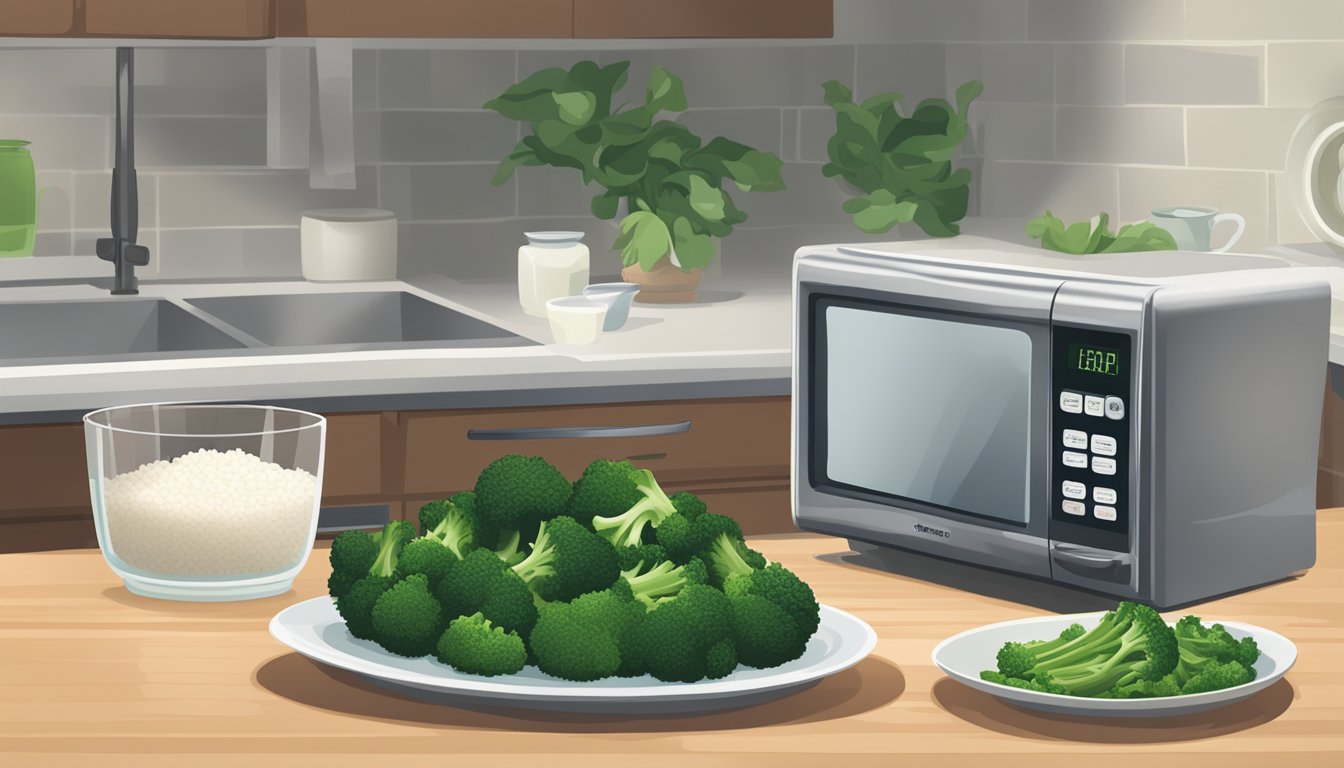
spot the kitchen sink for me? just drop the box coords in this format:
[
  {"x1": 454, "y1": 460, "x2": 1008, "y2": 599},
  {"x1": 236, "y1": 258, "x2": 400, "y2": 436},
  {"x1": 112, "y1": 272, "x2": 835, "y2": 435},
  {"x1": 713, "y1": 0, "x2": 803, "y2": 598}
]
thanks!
[
  {"x1": 0, "y1": 298, "x2": 248, "y2": 364},
  {"x1": 184, "y1": 291, "x2": 535, "y2": 350}
]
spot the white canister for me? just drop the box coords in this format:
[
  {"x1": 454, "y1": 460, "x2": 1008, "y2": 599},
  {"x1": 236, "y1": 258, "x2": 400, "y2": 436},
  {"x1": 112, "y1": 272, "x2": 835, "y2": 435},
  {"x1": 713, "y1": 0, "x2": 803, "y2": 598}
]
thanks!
[
  {"x1": 301, "y1": 208, "x2": 398, "y2": 281},
  {"x1": 518, "y1": 231, "x2": 589, "y2": 317}
]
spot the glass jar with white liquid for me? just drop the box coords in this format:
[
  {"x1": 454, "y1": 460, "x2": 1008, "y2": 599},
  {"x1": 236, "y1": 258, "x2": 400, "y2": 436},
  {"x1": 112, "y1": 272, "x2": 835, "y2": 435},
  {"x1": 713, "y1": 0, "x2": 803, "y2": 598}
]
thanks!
[{"x1": 518, "y1": 231, "x2": 590, "y2": 317}]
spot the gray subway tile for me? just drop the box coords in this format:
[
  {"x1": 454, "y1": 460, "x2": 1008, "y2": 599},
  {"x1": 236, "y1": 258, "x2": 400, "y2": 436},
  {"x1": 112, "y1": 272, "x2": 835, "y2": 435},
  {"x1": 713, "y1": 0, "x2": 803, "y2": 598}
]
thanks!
[
  {"x1": 612, "y1": 46, "x2": 854, "y2": 109},
  {"x1": 1271, "y1": 172, "x2": 1319, "y2": 245},
  {"x1": 1117, "y1": 167, "x2": 1269, "y2": 250},
  {"x1": 137, "y1": 117, "x2": 268, "y2": 167},
  {"x1": 970, "y1": 102, "x2": 1054, "y2": 161},
  {"x1": 380, "y1": 163, "x2": 515, "y2": 221},
  {"x1": 1267, "y1": 43, "x2": 1344, "y2": 107},
  {"x1": 675, "y1": 108, "x2": 783, "y2": 156},
  {"x1": 32, "y1": 232, "x2": 72, "y2": 258},
  {"x1": 1028, "y1": 0, "x2": 1177, "y2": 42},
  {"x1": 398, "y1": 219, "x2": 609, "y2": 281},
  {"x1": 1055, "y1": 106, "x2": 1185, "y2": 165},
  {"x1": 157, "y1": 167, "x2": 377, "y2": 228},
  {"x1": 856, "y1": 43, "x2": 948, "y2": 104},
  {"x1": 353, "y1": 50, "x2": 378, "y2": 111},
  {"x1": 1125, "y1": 45, "x2": 1264, "y2": 106},
  {"x1": 731, "y1": 162, "x2": 852, "y2": 229},
  {"x1": 134, "y1": 48, "x2": 268, "y2": 116},
  {"x1": 34, "y1": 171, "x2": 73, "y2": 234},
  {"x1": 837, "y1": 0, "x2": 1028, "y2": 43},
  {"x1": 0, "y1": 49, "x2": 112, "y2": 115},
  {"x1": 0, "y1": 117, "x2": 107, "y2": 171},
  {"x1": 157, "y1": 228, "x2": 300, "y2": 280},
  {"x1": 516, "y1": 166, "x2": 598, "y2": 218},
  {"x1": 1187, "y1": 0, "x2": 1344, "y2": 41},
  {"x1": 1187, "y1": 108, "x2": 1305, "y2": 171},
  {"x1": 1055, "y1": 44, "x2": 1123, "y2": 105},
  {"x1": 380, "y1": 111, "x2": 519, "y2": 163},
  {"x1": 799, "y1": 108, "x2": 833, "y2": 163},
  {"x1": 73, "y1": 171, "x2": 156, "y2": 230},
  {"x1": 781, "y1": 109, "x2": 800, "y2": 163},
  {"x1": 979, "y1": 161, "x2": 1119, "y2": 221},
  {"x1": 381, "y1": 50, "x2": 517, "y2": 110},
  {"x1": 946, "y1": 43, "x2": 1054, "y2": 104}
]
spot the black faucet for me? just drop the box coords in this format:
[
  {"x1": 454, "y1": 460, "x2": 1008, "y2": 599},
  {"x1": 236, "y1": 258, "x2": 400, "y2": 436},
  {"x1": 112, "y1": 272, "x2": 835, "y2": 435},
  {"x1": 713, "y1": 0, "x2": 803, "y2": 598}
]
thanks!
[{"x1": 96, "y1": 47, "x2": 150, "y2": 295}]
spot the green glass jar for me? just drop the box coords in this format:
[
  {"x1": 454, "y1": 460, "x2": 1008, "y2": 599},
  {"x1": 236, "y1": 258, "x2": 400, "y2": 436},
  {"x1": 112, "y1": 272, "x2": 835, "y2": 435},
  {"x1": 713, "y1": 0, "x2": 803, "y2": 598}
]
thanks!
[{"x1": 0, "y1": 139, "x2": 37, "y2": 257}]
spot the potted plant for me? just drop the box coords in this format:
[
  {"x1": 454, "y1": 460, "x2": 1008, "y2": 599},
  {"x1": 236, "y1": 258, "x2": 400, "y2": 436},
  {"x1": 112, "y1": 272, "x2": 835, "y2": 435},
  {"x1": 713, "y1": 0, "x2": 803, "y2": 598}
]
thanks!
[
  {"x1": 821, "y1": 79, "x2": 983, "y2": 237},
  {"x1": 485, "y1": 60, "x2": 785, "y2": 302}
]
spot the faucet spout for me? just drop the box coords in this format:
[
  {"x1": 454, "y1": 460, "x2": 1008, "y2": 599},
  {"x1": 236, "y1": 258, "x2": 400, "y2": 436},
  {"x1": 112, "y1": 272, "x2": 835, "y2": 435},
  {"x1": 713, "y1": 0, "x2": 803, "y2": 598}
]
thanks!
[{"x1": 96, "y1": 47, "x2": 149, "y2": 295}]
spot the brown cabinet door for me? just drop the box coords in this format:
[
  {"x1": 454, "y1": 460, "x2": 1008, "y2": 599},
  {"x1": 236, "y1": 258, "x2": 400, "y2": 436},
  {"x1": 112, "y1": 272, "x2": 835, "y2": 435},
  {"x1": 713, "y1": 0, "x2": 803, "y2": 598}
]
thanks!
[
  {"x1": 574, "y1": 0, "x2": 832, "y2": 38},
  {"x1": 82, "y1": 0, "x2": 276, "y2": 39},
  {"x1": 0, "y1": 0, "x2": 76, "y2": 35},
  {"x1": 276, "y1": 0, "x2": 573, "y2": 38}
]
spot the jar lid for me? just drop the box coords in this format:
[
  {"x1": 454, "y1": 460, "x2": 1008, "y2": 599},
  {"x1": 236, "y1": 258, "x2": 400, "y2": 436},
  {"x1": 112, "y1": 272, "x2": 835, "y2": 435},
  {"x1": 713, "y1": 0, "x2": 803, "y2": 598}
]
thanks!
[
  {"x1": 525, "y1": 230, "x2": 586, "y2": 244},
  {"x1": 302, "y1": 208, "x2": 395, "y2": 222}
]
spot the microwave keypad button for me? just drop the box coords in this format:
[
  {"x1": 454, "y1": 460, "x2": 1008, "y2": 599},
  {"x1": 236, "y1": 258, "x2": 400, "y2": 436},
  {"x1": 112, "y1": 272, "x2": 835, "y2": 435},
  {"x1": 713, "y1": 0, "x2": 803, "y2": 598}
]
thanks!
[
  {"x1": 1090, "y1": 434, "x2": 1117, "y2": 456},
  {"x1": 1063, "y1": 451, "x2": 1088, "y2": 469},
  {"x1": 1104, "y1": 396, "x2": 1125, "y2": 420},
  {"x1": 1092, "y1": 456, "x2": 1117, "y2": 475},
  {"x1": 1094, "y1": 505, "x2": 1118, "y2": 522},
  {"x1": 1062, "y1": 480, "x2": 1087, "y2": 499},
  {"x1": 1062, "y1": 429, "x2": 1088, "y2": 449},
  {"x1": 1093, "y1": 486, "x2": 1117, "y2": 504},
  {"x1": 1062, "y1": 500, "x2": 1086, "y2": 516},
  {"x1": 1060, "y1": 391, "x2": 1083, "y2": 414},
  {"x1": 1084, "y1": 395, "x2": 1105, "y2": 417}
]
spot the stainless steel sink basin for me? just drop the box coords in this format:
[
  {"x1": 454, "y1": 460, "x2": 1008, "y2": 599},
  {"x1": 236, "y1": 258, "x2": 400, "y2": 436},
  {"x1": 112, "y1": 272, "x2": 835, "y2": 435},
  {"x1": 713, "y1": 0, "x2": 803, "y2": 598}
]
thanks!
[
  {"x1": 0, "y1": 298, "x2": 247, "y2": 364},
  {"x1": 184, "y1": 291, "x2": 534, "y2": 350}
]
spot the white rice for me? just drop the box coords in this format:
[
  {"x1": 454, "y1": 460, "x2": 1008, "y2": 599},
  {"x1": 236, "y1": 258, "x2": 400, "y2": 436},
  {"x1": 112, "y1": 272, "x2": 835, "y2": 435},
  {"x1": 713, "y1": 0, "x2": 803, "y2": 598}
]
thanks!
[{"x1": 101, "y1": 448, "x2": 318, "y2": 577}]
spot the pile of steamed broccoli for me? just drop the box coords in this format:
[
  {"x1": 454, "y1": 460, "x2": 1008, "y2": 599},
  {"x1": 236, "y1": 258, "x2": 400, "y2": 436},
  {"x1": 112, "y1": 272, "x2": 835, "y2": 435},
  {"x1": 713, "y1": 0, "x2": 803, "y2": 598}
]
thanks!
[
  {"x1": 326, "y1": 455, "x2": 820, "y2": 682},
  {"x1": 979, "y1": 601, "x2": 1260, "y2": 698}
]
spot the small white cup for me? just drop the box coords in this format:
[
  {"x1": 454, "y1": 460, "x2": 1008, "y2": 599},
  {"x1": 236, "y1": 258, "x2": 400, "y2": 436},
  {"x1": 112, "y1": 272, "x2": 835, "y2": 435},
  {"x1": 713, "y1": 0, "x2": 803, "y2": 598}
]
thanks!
[
  {"x1": 1150, "y1": 206, "x2": 1245, "y2": 253},
  {"x1": 545, "y1": 296, "x2": 608, "y2": 345}
]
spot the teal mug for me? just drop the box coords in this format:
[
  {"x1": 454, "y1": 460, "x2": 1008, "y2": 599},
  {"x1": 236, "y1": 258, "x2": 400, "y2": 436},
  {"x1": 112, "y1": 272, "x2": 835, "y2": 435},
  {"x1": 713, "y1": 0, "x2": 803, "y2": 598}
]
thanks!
[
  {"x1": 1150, "y1": 206, "x2": 1246, "y2": 253},
  {"x1": 0, "y1": 139, "x2": 39, "y2": 258}
]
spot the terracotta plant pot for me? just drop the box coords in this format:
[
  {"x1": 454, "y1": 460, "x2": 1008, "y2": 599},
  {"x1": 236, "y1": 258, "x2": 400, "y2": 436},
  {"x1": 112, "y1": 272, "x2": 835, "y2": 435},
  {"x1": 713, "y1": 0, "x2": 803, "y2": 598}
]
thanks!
[{"x1": 621, "y1": 261, "x2": 703, "y2": 303}]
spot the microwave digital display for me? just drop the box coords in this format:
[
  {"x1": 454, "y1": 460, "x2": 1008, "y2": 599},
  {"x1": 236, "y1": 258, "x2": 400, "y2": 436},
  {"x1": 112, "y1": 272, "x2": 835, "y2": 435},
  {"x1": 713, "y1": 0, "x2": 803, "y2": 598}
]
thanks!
[{"x1": 1070, "y1": 343, "x2": 1120, "y2": 376}]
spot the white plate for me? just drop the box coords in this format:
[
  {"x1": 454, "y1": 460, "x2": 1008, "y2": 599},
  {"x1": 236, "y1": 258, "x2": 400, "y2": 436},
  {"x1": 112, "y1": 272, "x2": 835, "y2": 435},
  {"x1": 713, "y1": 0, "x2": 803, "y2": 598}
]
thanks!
[
  {"x1": 270, "y1": 596, "x2": 877, "y2": 714},
  {"x1": 932, "y1": 611, "x2": 1296, "y2": 718}
]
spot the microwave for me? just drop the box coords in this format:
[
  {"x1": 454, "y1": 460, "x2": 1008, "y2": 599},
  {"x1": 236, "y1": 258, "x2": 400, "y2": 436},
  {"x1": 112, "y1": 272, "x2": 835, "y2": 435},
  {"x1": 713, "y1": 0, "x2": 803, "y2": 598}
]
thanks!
[{"x1": 792, "y1": 241, "x2": 1330, "y2": 608}]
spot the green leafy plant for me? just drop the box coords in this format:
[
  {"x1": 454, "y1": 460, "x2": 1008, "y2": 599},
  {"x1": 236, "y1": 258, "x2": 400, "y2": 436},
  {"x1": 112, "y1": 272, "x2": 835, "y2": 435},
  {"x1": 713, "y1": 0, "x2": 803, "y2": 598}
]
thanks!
[
  {"x1": 821, "y1": 79, "x2": 982, "y2": 237},
  {"x1": 485, "y1": 61, "x2": 785, "y2": 272},
  {"x1": 1027, "y1": 211, "x2": 1177, "y2": 255}
]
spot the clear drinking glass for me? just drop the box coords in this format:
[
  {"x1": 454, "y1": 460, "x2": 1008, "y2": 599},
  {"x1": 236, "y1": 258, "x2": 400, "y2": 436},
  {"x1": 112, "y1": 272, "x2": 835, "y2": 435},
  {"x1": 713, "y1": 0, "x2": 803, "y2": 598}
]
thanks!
[{"x1": 84, "y1": 403, "x2": 326, "y2": 601}]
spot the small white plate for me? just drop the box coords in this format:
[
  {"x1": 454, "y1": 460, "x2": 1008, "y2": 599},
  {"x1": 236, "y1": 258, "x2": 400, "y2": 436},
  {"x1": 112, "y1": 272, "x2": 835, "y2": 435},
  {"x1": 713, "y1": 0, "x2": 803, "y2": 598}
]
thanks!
[
  {"x1": 932, "y1": 611, "x2": 1296, "y2": 718},
  {"x1": 271, "y1": 597, "x2": 877, "y2": 714}
]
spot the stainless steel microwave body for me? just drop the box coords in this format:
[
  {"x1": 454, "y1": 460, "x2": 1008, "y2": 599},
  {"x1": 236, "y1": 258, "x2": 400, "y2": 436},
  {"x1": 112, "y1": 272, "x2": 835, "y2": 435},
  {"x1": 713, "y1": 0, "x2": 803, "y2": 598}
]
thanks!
[{"x1": 792, "y1": 244, "x2": 1329, "y2": 608}]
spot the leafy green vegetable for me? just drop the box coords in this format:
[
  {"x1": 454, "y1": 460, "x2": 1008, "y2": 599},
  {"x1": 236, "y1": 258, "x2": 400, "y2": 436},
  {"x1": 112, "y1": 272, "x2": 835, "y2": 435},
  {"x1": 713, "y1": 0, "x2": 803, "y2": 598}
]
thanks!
[
  {"x1": 822, "y1": 79, "x2": 982, "y2": 237},
  {"x1": 1027, "y1": 210, "x2": 1177, "y2": 255},
  {"x1": 486, "y1": 61, "x2": 784, "y2": 272}
]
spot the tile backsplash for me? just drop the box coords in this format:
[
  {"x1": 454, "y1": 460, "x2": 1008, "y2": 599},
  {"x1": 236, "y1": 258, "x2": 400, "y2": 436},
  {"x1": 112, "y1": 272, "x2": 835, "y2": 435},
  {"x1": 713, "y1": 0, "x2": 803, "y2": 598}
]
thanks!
[{"x1": 3, "y1": 0, "x2": 1343, "y2": 284}]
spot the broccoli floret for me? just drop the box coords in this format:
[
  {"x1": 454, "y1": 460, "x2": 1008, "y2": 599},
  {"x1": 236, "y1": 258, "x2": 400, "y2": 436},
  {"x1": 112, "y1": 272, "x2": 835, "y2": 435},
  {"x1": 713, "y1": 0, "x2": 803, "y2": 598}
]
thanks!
[
  {"x1": 566, "y1": 459, "x2": 645, "y2": 525},
  {"x1": 474, "y1": 455, "x2": 572, "y2": 541},
  {"x1": 730, "y1": 592, "x2": 805, "y2": 669},
  {"x1": 511, "y1": 516, "x2": 620, "y2": 602},
  {"x1": 369, "y1": 520, "x2": 415, "y2": 578},
  {"x1": 657, "y1": 512, "x2": 743, "y2": 565},
  {"x1": 705, "y1": 638, "x2": 738, "y2": 680},
  {"x1": 616, "y1": 543, "x2": 669, "y2": 572},
  {"x1": 979, "y1": 670, "x2": 1069, "y2": 694},
  {"x1": 1103, "y1": 676, "x2": 1181, "y2": 698},
  {"x1": 434, "y1": 548, "x2": 538, "y2": 639},
  {"x1": 493, "y1": 529, "x2": 526, "y2": 566},
  {"x1": 996, "y1": 623, "x2": 1088, "y2": 678},
  {"x1": 1174, "y1": 615, "x2": 1260, "y2": 669},
  {"x1": 626, "y1": 584, "x2": 735, "y2": 683},
  {"x1": 395, "y1": 537, "x2": 458, "y2": 586},
  {"x1": 724, "y1": 562, "x2": 820, "y2": 639},
  {"x1": 336, "y1": 575, "x2": 393, "y2": 641},
  {"x1": 1180, "y1": 660, "x2": 1254, "y2": 694},
  {"x1": 327, "y1": 529, "x2": 378, "y2": 598},
  {"x1": 590, "y1": 468, "x2": 680, "y2": 548},
  {"x1": 997, "y1": 603, "x2": 1179, "y2": 697},
  {"x1": 702, "y1": 531, "x2": 767, "y2": 588},
  {"x1": 369, "y1": 574, "x2": 443, "y2": 657},
  {"x1": 621, "y1": 556, "x2": 708, "y2": 608},
  {"x1": 434, "y1": 612, "x2": 528, "y2": 677},
  {"x1": 670, "y1": 492, "x2": 707, "y2": 520},
  {"x1": 420, "y1": 499, "x2": 473, "y2": 557},
  {"x1": 530, "y1": 588, "x2": 645, "y2": 681}
]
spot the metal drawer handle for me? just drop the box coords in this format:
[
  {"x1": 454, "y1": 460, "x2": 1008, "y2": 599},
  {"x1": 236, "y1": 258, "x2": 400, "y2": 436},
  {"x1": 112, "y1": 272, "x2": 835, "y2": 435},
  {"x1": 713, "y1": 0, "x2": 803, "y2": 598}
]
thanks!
[
  {"x1": 467, "y1": 420, "x2": 691, "y2": 441},
  {"x1": 1051, "y1": 544, "x2": 1130, "y2": 570}
]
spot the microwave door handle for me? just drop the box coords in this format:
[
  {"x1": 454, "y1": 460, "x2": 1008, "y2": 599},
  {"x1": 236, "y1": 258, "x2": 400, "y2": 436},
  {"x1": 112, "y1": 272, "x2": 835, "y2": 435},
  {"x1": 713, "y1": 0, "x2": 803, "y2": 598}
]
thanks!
[{"x1": 1051, "y1": 544, "x2": 1130, "y2": 570}]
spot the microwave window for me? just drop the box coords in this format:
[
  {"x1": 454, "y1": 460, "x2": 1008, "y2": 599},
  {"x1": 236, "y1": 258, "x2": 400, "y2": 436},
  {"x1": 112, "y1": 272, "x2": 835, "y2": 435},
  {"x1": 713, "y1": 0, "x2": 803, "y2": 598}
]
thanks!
[{"x1": 822, "y1": 305, "x2": 1032, "y2": 524}]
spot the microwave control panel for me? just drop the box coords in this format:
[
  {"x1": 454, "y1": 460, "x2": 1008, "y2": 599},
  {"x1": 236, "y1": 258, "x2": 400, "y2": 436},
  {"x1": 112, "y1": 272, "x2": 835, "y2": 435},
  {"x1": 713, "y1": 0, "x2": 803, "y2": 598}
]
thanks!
[{"x1": 1051, "y1": 325, "x2": 1132, "y2": 552}]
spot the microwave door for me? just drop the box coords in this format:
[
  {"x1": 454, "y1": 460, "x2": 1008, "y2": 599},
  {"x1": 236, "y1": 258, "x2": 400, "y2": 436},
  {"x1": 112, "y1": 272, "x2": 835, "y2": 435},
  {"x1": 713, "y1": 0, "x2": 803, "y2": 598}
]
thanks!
[{"x1": 794, "y1": 257, "x2": 1061, "y2": 577}]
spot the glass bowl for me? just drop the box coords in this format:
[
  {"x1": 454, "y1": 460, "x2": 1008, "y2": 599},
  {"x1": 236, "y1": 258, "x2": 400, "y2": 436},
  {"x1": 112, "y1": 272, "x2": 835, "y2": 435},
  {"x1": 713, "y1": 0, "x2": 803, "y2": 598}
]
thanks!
[{"x1": 84, "y1": 403, "x2": 326, "y2": 601}]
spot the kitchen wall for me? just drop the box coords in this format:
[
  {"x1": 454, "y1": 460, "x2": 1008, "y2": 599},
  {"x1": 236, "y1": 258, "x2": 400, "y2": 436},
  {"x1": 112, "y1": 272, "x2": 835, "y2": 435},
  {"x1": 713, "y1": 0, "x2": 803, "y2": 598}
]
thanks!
[{"x1": 2, "y1": 0, "x2": 1341, "y2": 285}]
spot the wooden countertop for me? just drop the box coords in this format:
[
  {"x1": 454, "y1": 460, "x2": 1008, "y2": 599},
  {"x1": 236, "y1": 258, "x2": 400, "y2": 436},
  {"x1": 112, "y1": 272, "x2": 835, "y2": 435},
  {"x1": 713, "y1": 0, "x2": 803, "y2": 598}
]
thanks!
[{"x1": 3, "y1": 517, "x2": 1343, "y2": 768}]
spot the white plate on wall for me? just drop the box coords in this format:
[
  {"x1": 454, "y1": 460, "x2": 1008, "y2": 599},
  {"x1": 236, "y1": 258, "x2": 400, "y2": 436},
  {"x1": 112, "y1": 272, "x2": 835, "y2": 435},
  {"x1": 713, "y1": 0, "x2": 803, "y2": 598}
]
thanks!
[
  {"x1": 1286, "y1": 97, "x2": 1344, "y2": 252},
  {"x1": 932, "y1": 611, "x2": 1296, "y2": 718},
  {"x1": 270, "y1": 596, "x2": 878, "y2": 714}
]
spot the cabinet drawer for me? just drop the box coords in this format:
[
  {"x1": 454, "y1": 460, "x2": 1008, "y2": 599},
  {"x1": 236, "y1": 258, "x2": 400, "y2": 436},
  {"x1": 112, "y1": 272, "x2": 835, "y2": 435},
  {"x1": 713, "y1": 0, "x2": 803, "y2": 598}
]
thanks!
[
  {"x1": 0, "y1": 422, "x2": 90, "y2": 512},
  {"x1": 573, "y1": 0, "x2": 833, "y2": 38},
  {"x1": 82, "y1": 0, "x2": 276, "y2": 38},
  {"x1": 276, "y1": 0, "x2": 573, "y2": 38},
  {"x1": 320, "y1": 412, "x2": 387, "y2": 500},
  {"x1": 402, "y1": 397, "x2": 790, "y2": 496},
  {"x1": 0, "y1": 0, "x2": 76, "y2": 35}
]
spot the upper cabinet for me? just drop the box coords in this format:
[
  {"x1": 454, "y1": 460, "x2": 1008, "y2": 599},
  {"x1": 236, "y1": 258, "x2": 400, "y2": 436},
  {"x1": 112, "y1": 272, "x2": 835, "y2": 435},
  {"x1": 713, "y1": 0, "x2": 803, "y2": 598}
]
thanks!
[{"x1": 0, "y1": 0, "x2": 833, "y2": 40}]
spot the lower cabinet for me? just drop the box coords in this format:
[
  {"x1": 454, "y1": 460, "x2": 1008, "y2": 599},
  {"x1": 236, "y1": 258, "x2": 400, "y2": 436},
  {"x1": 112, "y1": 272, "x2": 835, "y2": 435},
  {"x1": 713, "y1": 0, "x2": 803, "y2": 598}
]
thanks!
[{"x1": 0, "y1": 396, "x2": 792, "y2": 553}]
